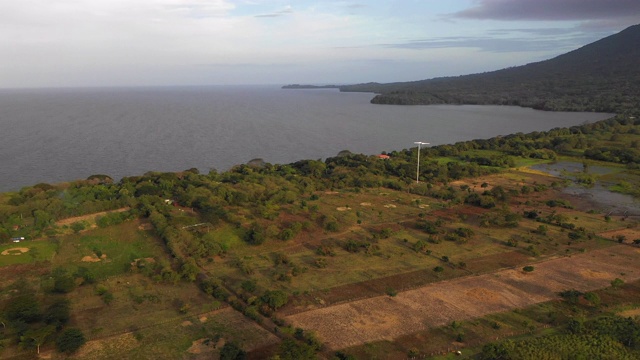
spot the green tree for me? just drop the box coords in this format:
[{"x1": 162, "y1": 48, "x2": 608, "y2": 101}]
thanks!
[
  {"x1": 44, "y1": 298, "x2": 70, "y2": 328},
  {"x1": 55, "y1": 328, "x2": 86, "y2": 354},
  {"x1": 5, "y1": 295, "x2": 41, "y2": 323},
  {"x1": 53, "y1": 272, "x2": 76, "y2": 294},
  {"x1": 261, "y1": 290, "x2": 289, "y2": 310},
  {"x1": 583, "y1": 292, "x2": 601, "y2": 307},
  {"x1": 219, "y1": 341, "x2": 246, "y2": 360},
  {"x1": 21, "y1": 325, "x2": 55, "y2": 354},
  {"x1": 278, "y1": 338, "x2": 317, "y2": 360},
  {"x1": 611, "y1": 278, "x2": 624, "y2": 288}
]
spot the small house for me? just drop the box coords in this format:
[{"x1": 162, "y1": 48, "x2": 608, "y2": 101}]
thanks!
[{"x1": 377, "y1": 154, "x2": 390, "y2": 160}]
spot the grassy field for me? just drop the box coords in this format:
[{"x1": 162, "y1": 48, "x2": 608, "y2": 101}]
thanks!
[
  {"x1": 0, "y1": 239, "x2": 58, "y2": 266},
  {"x1": 52, "y1": 220, "x2": 166, "y2": 279}
]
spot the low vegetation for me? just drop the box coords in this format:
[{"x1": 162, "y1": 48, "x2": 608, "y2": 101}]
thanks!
[{"x1": 0, "y1": 112, "x2": 639, "y2": 358}]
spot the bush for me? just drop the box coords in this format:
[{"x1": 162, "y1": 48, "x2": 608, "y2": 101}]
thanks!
[
  {"x1": 220, "y1": 341, "x2": 247, "y2": 360},
  {"x1": 56, "y1": 328, "x2": 86, "y2": 354},
  {"x1": 523, "y1": 266, "x2": 535, "y2": 272}
]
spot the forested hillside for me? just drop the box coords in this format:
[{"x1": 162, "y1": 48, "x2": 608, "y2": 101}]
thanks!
[{"x1": 339, "y1": 24, "x2": 640, "y2": 113}]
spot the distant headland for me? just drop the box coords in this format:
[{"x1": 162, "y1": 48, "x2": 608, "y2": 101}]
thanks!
[{"x1": 282, "y1": 84, "x2": 340, "y2": 89}]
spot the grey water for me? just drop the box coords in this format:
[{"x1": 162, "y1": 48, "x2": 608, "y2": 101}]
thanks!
[
  {"x1": 530, "y1": 161, "x2": 640, "y2": 216},
  {"x1": 0, "y1": 85, "x2": 613, "y2": 192}
]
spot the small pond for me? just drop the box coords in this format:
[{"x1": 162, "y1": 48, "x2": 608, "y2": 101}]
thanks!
[{"x1": 530, "y1": 161, "x2": 640, "y2": 216}]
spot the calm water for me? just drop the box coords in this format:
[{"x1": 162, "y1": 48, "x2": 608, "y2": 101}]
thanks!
[{"x1": 0, "y1": 86, "x2": 612, "y2": 192}]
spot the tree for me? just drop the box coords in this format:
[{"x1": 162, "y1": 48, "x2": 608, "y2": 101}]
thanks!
[
  {"x1": 584, "y1": 292, "x2": 601, "y2": 307},
  {"x1": 220, "y1": 341, "x2": 246, "y2": 360},
  {"x1": 5, "y1": 295, "x2": 41, "y2": 323},
  {"x1": 522, "y1": 266, "x2": 535, "y2": 273},
  {"x1": 559, "y1": 289, "x2": 583, "y2": 304},
  {"x1": 480, "y1": 342, "x2": 510, "y2": 360},
  {"x1": 44, "y1": 298, "x2": 71, "y2": 328},
  {"x1": 55, "y1": 328, "x2": 86, "y2": 354},
  {"x1": 70, "y1": 221, "x2": 87, "y2": 233},
  {"x1": 261, "y1": 290, "x2": 289, "y2": 310},
  {"x1": 21, "y1": 325, "x2": 55, "y2": 354},
  {"x1": 278, "y1": 338, "x2": 317, "y2": 360},
  {"x1": 53, "y1": 272, "x2": 76, "y2": 294},
  {"x1": 611, "y1": 278, "x2": 624, "y2": 288}
]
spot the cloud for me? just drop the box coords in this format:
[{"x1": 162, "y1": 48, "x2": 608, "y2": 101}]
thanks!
[
  {"x1": 381, "y1": 33, "x2": 602, "y2": 54},
  {"x1": 452, "y1": 0, "x2": 640, "y2": 21},
  {"x1": 255, "y1": 5, "x2": 293, "y2": 18}
]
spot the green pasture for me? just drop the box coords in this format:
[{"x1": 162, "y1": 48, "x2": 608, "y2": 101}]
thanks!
[
  {"x1": 53, "y1": 221, "x2": 165, "y2": 279},
  {"x1": 0, "y1": 239, "x2": 58, "y2": 266}
]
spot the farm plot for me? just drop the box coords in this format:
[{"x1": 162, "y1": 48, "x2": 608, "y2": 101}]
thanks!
[
  {"x1": 72, "y1": 307, "x2": 279, "y2": 359},
  {"x1": 285, "y1": 244, "x2": 640, "y2": 350}
]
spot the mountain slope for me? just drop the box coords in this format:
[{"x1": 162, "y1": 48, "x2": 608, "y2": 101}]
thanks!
[{"x1": 340, "y1": 24, "x2": 640, "y2": 112}]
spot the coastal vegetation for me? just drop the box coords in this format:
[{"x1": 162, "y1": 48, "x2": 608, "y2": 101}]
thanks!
[
  {"x1": 0, "y1": 111, "x2": 639, "y2": 358},
  {"x1": 3, "y1": 24, "x2": 640, "y2": 359}
]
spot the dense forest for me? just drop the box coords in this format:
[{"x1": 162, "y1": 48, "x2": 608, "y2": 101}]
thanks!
[{"x1": 337, "y1": 24, "x2": 640, "y2": 113}]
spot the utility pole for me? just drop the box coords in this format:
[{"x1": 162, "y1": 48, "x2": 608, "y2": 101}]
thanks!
[{"x1": 414, "y1": 141, "x2": 429, "y2": 183}]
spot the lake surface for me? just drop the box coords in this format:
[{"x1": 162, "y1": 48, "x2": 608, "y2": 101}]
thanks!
[{"x1": 0, "y1": 86, "x2": 613, "y2": 192}]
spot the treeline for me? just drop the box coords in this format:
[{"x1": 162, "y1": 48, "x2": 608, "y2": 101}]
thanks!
[{"x1": 2, "y1": 114, "x2": 640, "y2": 245}]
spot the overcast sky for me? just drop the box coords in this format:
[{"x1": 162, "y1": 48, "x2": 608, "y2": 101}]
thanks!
[{"x1": 2, "y1": 0, "x2": 639, "y2": 88}]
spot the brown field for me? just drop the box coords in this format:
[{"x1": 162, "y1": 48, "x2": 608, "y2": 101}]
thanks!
[
  {"x1": 286, "y1": 244, "x2": 640, "y2": 349},
  {"x1": 598, "y1": 228, "x2": 640, "y2": 242}
]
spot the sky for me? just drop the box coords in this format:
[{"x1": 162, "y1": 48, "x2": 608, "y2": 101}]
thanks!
[{"x1": 1, "y1": 0, "x2": 639, "y2": 88}]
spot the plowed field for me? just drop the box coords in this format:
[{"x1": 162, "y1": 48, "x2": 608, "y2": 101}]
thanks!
[{"x1": 286, "y1": 244, "x2": 640, "y2": 349}]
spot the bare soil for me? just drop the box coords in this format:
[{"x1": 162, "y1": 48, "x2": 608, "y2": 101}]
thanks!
[
  {"x1": 598, "y1": 228, "x2": 640, "y2": 242},
  {"x1": 285, "y1": 244, "x2": 640, "y2": 350},
  {"x1": 55, "y1": 207, "x2": 130, "y2": 226},
  {"x1": 1, "y1": 247, "x2": 29, "y2": 255}
]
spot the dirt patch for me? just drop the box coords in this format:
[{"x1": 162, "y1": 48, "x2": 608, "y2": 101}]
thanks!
[
  {"x1": 618, "y1": 308, "x2": 640, "y2": 318},
  {"x1": 360, "y1": 202, "x2": 372, "y2": 206},
  {"x1": 1, "y1": 247, "x2": 29, "y2": 256},
  {"x1": 465, "y1": 287, "x2": 501, "y2": 302},
  {"x1": 56, "y1": 207, "x2": 129, "y2": 227},
  {"x1": 325, "y1": 191, "x2": 339, "y2": 195},
  {"x1": 81, "y1": 253, "x2": 107, "y2": 262},
  {"x1": 384, "y1": 204, "x2": 397, "y2": 208},
  {"x1": 74, "y1": 332, "x2": 138, "y2": 358},
  {"x1": 130, "y1": 257, "x2": 156, "y2": 269},
  {"x1": 187, "y1": 338, "x2": 217, "y2": 354},
  {"x1": 598, "y1": 228, "x2": 640, "y2": 242},
  {"x1": 336, "y1": 207, "x2": 350, "y2": 211},
  {"x1": 579, "y1": 269, "x2": 613, "y2": 279},
  {"x1": 181, "y1": 320, "x2": 193, "y2": 327},
  {"x1": 138, "y1": 222, "x2": 153, "y2": 230},
  {"x1": 286, "y1": 245, "x2": 640, "y2": 350}
]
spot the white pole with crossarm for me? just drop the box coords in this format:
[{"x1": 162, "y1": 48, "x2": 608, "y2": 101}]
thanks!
[{"x1": 414, "y1": 141, "x2": 429, "y2": 183}]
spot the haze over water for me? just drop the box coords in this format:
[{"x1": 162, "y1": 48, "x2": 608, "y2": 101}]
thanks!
[{"x1": 0, "y1": 86, "x2": 612, "y2": 192}]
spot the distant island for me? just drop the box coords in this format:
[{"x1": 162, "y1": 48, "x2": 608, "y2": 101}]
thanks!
[{"x1": 282, "y1": 84, "x2": 340, "y2": 89}]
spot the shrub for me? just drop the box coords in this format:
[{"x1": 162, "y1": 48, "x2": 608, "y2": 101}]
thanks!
[{"x1": 55, "y1": 328, "x2": 86, "y2": 354}]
